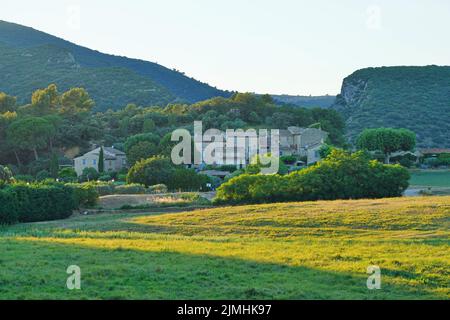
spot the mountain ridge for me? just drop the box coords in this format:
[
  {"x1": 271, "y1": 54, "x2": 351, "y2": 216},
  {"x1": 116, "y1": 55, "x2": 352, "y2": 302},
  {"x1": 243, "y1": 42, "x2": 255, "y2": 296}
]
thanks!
[
  {"x1": 332, "y1": 66, "x2": 450, "y2": 148},
  {"x1": 0, "y1": 20, "x2": 231, "y2": 110}
]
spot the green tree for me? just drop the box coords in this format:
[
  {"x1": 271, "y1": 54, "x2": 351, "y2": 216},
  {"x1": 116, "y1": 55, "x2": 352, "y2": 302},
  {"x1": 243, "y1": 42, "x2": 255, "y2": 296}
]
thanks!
[
  {"x1": 127, "y1": 141, "x2": 158, "y2": 165},
  {"x1": 356, "y1": 128, "x2": 416, "y2": 164},
  {"x1": 124, "y1": 133, "x2": 160, "y2": 154},
  {"x1": 127, "y1": 157, "x2": 174, "y2": 187},
  {"x1": 60, "y1": 88, "x2": 95, "y2": 116},
  {"x1": 98, "y1": 147, "x2": 105, "y2": 173},
  {"x1": 49, "y1": 153, "x2": 59, "y2": 178},
  {"x1": 7, "y1": 117, "x2": 56, "y2": 161}
]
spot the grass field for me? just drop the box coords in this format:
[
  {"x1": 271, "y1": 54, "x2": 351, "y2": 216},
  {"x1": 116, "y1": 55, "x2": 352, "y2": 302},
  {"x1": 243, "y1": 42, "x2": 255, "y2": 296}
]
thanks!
[
  {"x1": 0, "y1": 197, "x2": 449, "y2": 300},
  {"x1": 409, "y1": 170, "x2": 450, "y2": 187}
]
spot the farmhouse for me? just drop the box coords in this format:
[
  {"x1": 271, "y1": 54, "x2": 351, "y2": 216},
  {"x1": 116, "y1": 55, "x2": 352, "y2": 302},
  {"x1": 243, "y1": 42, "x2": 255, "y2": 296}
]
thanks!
[
  {"x1": 201, "y1": 126, "x2": 328, "y2": 166},
  {"x1": 74, "y1": 147, "x2": 127, "y2": 176}
]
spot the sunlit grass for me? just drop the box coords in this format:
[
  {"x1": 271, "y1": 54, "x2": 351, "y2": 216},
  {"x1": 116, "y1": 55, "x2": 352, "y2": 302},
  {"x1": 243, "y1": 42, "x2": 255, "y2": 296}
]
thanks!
[{"x1": 0, "y1": 196, "x2": 449, "y2": 299}]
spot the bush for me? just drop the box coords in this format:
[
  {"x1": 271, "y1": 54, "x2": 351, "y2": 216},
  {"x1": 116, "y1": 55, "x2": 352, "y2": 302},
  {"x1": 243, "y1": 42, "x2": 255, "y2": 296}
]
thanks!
[
  {"x1": 147, "y1": 184, "x2": 168, "y2": 194},
  {"x1": 0, "y1": 183, "x2": 76, "y2": 224},
  {"x1": 114, "y1": 184, "x2": 147, "y2": 194},
  {"x1": 83, "y1": 182, "x2": 115, "y2": 196},
  {"x1": 167, "y1": 168, "x2": 209, "y2": 191},
  {"x1": 98, "y1": 174, "x2": 113, "y2": 182},
  {"x1": 14, "y1": 174, "x2": 34, "y2": 182},
  {"x1": 214, "y1": 150, "x2": 410, "y2": 205},
  {"x1": 36, "y1": 170, "x2": 51, "y2": 181},
  {"x1": 79, "y1": 167, "x2": 100, "y2": 182},
  {"x1": 0, "y1": 188, "x2": 18, "y2": 224},
  {"x1": 0, "y1": 165, "x2": 14, "y2": 184},
  {"x1": 66, "y1": 183, "x2": 99, "y2": 208},
  {"x1": 127, "y1": 156, "x2": 174, "y2": 187},
  {"x1": 58, "y1": 167, "x2": 78, "y2": 182}
]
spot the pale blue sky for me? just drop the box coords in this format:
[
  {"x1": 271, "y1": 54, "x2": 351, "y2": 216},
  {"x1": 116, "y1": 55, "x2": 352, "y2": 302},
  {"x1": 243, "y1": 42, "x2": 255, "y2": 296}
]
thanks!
[{"x1": 2, "y1": 0, "x2": 450, "y2": 95}]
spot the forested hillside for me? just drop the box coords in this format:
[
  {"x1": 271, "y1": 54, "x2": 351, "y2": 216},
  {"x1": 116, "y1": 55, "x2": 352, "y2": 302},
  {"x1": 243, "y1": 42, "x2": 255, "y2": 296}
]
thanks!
[
  {"x1": 0, "y1": 21, "x2": 230, "y2": 111},
  {"x1": 272, "y1": 95, "x2": 335, "y2": 108},
  {"x1": 0, "y1": 87, "x2": 345, "y2": 177},
  {"x1": 332, "y1": 66, "x2": 450, "y2": 148}
]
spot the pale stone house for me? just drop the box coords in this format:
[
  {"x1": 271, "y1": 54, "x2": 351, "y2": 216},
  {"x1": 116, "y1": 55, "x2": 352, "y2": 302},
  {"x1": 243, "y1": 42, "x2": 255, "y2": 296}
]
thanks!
[
  {"x1": 201, "y1": 126, "x2": 328, "y2": 167},
  {"x1": 74, "y1": 147, "x2": 127, "y2": 176}
]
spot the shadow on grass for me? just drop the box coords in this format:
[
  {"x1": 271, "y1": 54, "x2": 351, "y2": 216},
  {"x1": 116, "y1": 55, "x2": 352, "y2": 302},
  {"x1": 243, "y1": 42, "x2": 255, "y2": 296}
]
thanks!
[{"x1": 0, "y1": 239, "x2": 444, "y2": 300}]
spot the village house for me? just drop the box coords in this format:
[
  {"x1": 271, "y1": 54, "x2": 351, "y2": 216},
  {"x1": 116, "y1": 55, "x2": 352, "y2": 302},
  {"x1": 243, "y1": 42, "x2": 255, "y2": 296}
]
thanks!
[
  {"x1": 73, "y1": 147, "x2": 127, "y2": 176},
  {"x1": 201, "y1": 126, "x2": 328, "y2": 167}
]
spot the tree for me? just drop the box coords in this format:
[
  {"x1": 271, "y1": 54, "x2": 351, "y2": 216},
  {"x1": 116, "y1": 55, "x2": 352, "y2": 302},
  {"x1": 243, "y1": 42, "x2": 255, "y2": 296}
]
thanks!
[
  {"x1": 31, "y1": 84, "x2": 60, "y2": 115},
  {"x1": 127, "y1": 157, "x2": 174, "y2": 187},
  {"x1": 60, "y1": 88, "x2": 95, "y2": 116},
  {"x1": 127, "y1": 141, "x2": 158, "y2": 165},
  {"x1": 49, "y1": 153, "x2": 59, "y2": 178},
  {"x1": 356, "y1": 128, "x2": 416, "y2": 164},
  {"x1": 124, "y1": 133, "x2": 160, "y2": 154},
  {"x1": 0, "y1": 92, "x2": 16, "y2": 113},
  {"x1": 7, "y1": 117, "x2": 56, "y2": 161},
  {"x1": 98, "y1": 147, "x2": 105, "y2": 173}
]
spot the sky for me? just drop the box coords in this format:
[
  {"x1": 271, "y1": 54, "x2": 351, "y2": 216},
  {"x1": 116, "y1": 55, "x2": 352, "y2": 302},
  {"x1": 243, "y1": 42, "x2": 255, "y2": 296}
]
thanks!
[{"x1": 1, "y1": 0, "x2": 450, "y2": 96}]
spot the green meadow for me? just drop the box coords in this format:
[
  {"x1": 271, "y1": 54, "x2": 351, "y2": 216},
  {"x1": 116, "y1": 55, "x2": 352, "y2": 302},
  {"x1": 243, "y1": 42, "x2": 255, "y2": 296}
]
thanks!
[{"x1": 0, "y1": 196, "x2": 449, "y2": 300}]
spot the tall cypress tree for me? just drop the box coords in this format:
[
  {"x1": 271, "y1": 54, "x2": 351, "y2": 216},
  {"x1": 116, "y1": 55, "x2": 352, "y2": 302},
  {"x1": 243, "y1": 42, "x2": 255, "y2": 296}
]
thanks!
[
  {"x1": 98, "y1": 147, "x2": 105, "y2": 173},
  {"x1": 49, "y1": 152, "x2": 59, "y2": 178}
]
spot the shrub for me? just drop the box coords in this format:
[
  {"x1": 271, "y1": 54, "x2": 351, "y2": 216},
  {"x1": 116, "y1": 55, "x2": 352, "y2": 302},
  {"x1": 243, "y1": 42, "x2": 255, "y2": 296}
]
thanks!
[
  {"x1": 84, "y1": 182, "x2": 115, "y2": 196},
  {"x1": 58, "y1": 167, "x2": 78, "y2": 182},
  {"x1": 0, "y1": 165, "x2": 14, "y2": 184},
  {"x1": 127, "y1": 156, "x2": 174, "y2": 187},
  {"x1": 114, "y1": 184, "x2": 147, "y2": 194},
  {"x1": 98, "y1": 174, "x2": 113, "y2": 182},
  {"x1": 14, "y1": 174, "x2": 34, "y2": 182},
  {"x1": 214, "y1": 150, "x2": 410, "y2": 205},
  {"x1": 36, "y1": 170, "x2": 51, "y2": 181},
  {"x1": 167, "y1": 168, "x2": 209, "y2": 191},
  {"x1": 0, "y1": 188, "x2": 18, "y2": 224},
  {"x1": 0, "y1": 183, "x2": 75, "y2": 224},
  {"x1": 66, "y1": 183, "x2": 99, "y2": 208},
  {"x1": 147, "y1": 184, "x2": 168, "y2": 194},
  {"x1": 79, "y1": 167, "x2": 100, "y2": 182}
]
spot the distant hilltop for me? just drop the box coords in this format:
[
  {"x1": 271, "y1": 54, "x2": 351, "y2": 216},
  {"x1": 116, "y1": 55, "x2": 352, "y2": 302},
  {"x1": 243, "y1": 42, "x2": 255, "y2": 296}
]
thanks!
[
  {"x1": 331, "y1": 66, "x2": 450, "y2": 148},
  {"x1": 0, "y1": 20, "x2": 231, "y2": 111}
]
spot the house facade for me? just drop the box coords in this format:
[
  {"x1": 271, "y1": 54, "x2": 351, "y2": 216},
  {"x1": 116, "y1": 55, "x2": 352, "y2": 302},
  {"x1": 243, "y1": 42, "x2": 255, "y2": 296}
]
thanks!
[
  {"x1": 201, "y1": 126, "x2": 328, "y2": 167},
  {"x1": 74, "y1": 147, "x2": 127, "y2": 176}
]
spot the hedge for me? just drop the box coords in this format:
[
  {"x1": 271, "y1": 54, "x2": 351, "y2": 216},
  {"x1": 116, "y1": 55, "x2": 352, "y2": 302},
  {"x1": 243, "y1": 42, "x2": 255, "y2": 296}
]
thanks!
[
  {"x1": 0, "y1": 182, "x2": 101, "y2": 225},
  {"x1": 0, "y1": 183, "x2": 76, "y2": 224}
]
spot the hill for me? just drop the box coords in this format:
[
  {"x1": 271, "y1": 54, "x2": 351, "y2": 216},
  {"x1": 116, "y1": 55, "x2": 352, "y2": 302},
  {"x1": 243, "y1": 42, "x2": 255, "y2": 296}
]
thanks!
[
  {"x1": 0, "y1": 196, "x2": 448, "y2": 299},
  {"x1": 0, "y1": 21, "x2": 230, "y2": 111},
  {"x1": 272, "y1": 94, "x2": 335, "y2": 108},
  {"x1": 332, "y1": 66, "x2": 450, "y2": 148}
]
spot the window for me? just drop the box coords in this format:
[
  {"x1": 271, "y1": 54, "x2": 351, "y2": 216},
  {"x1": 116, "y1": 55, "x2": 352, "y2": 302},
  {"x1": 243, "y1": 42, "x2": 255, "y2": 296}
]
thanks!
[
  {"x1": 82, "y1": 159, "x2": 87, "y2": 166},
  {"x1": 93, "y1": 159, "x2": 97, "y2": 165}
]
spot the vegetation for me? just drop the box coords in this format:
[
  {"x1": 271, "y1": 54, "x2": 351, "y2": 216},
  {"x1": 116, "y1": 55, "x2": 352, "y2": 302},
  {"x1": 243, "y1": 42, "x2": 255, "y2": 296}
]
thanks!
[
  {"x1": 356, "y1": 128, "x2": 416, "y2": 164},
  {"x1": 0, "y1": 21, "x2": 229, "y2": 111},
  {"x1": 0, "y1": 84, "x2": 345, "y2": 180},
  {"x1": 0, "y1": 182, "x2": 76, "y2": 224},
  {"x1": 127, "y1": 157, "x2": 209, "y2": 191},
  {"x1": 0, "y1": 196, "x2": 447, "y2": 299},
  {"x1": 333, "y1": 66, "x2": 450, "y2": 148},
  {"x1": 215, "y1": 150, "x2": 410, "y2": 205}
]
